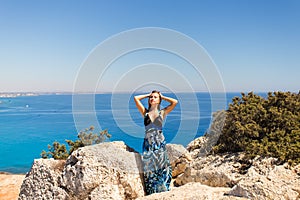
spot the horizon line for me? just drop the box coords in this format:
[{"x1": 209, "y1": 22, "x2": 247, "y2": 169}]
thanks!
[{"x1": 1, "y1": 90, "x2": 299, "y2": 95}]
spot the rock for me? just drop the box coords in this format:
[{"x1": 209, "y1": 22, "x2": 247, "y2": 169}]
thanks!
[
  {"x1": 175, "y1": 153, "x2": 243, "y2": 187},
  {"x1": 137, "y1": 182, "x2": 246, "y2": 200},
  {"x1": 18, "y1": 158, "x2": 68, "y2": 200},
  {"x1": 18, "y1": 141, "x2": 145, "y2": 200},
  {"x1": 226, "y1": 158, "x2": 300, "y2": 200},
  {"x1": 18, "y1": 140, "x2": 300, "y2": 200},
  {"x1": 60, "y1": 141, "x2": 144, "y2": 199},
  {"x1": 292, "y1": 164, "x2": 300, "y2": 176},
  {"x1": 186, "y1": 136, "x2": 208, "y2": 159},
  {"x1": 187, "y1": 111, "x2": 226, "y2": 159},
  {"x1": 166, "y1": 144, "x2": 192, "y2": 178},
  {"x1": 175, "y1": 151, "x2": 300, "y2": 200}
]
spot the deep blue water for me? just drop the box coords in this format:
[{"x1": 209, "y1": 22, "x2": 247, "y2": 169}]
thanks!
[{"x1": 0, "y1": 92, "x2": 242, "y2": 174}]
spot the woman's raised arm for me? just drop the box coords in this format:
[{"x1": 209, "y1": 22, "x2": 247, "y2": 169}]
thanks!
[
  {"x1": 161, "y1": 93, "x2": 178, "y2": 117},
  {"x1": 134, "y1": 93, "x2": 150, "y2": 116}
]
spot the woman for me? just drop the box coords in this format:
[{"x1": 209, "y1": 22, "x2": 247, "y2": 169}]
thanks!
[{"x1": 134, "y1": 90, "x2": 178, "y2": 195}]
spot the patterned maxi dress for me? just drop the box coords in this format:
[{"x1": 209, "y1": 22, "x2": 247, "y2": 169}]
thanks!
[{"x1": 142, "y1": 110, "x2": 172, "y2": 195}]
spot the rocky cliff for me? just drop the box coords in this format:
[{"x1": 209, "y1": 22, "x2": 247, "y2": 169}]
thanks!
[{"x1": 19, "y1": 140, "x2": 300, "y2": 200}]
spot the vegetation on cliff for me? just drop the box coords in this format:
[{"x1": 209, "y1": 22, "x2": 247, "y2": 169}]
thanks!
[
  {"x1": 41, "y1": 126, "x2": 111, "y2": 159},
  {"x1": 213, "y1": 91, "x2": 300, "y2": 165}
]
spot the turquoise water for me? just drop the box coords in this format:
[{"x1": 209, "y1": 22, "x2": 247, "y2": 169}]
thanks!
[{"x1": 0, "y1": 93, "x2": 241, "y2": 173}]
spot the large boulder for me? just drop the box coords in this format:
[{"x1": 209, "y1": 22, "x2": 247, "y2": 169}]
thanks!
[{"x1": 19, "y1": 141, "x2": 145, "y2": 200}]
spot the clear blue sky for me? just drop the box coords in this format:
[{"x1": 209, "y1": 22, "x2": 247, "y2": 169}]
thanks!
[{"x1": 0, "y1": 0, "x2": 299, "y2": 93}]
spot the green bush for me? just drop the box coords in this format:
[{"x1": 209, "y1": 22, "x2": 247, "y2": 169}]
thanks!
[
  {"x1": 41, "y1": 126, "x2": 111, "y2": 159},
  {"x1": 41, "y1": 141, "x2": 70, "y2": 160},
  {"x1": 213, "y1": 91, "x2": 300, "y2": 165}
]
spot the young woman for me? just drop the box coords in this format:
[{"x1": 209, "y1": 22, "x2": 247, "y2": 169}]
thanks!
[{"x1": 134, "y1": 90, "x2": 178, "y2": 195}]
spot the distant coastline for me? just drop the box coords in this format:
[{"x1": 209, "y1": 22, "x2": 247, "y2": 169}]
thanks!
[
  {"x1": 0, "y1": 92, "x2": 39, "y2": 98},
  {"x1": 0, "y1": 92, "x2": 121, "y2": 98},
  {"x1": 0, "y1": 92, "x2": 74, "y2": 98}
]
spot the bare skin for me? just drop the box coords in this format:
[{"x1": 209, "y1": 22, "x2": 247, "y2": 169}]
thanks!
[{"x1": 134, "y1": 91, "x2": 178, "y2": 121}]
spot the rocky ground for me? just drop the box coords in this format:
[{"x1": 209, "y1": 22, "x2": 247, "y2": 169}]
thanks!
[
  {"x1": 16, "y1": 140, "x2": 300, "y2": 200},
  {"x1": 1, "y1": 138, "x2": 298, "y2": 200},
  {"x1": 0, "y1": 173, "x2": 25, "y2": 200}
]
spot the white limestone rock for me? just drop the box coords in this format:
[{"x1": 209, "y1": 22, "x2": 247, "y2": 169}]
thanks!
[
  {"x1": 18, "y1": 141, "x2": 145, "y2": 200},
  {"x1": 18, "y1": 158, "x2": 68, "y2": 200}
]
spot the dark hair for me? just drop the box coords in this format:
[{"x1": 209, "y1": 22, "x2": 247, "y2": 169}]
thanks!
[{"x1": 148, "y1": 90, "x2": 162, "y2": 110}]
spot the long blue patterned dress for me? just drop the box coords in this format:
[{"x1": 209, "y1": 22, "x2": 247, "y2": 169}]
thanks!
[{"x1": 142, "y1": 110, "x2": 172, "y2": 195}]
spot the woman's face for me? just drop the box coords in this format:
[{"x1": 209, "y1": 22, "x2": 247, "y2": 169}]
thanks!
[{"x1": 149, "y1": 92, "x2": 161, "y2": 105}]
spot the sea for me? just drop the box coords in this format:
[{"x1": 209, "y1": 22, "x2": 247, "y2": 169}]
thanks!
[{"x1": 0, "y1": 92, "x2": 243, "y2": 174}]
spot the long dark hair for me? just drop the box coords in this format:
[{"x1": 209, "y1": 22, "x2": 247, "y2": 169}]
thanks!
[{"x1": 147, "y1": 90, "x2": 162, "y2": 111}]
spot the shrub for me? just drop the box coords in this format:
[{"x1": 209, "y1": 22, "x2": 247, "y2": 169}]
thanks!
[
  {"x1": 41, "y1": 141, "x2": 69, "y2": 160},
  {"x1": 41, "y1": 126, "x2": 111, "y2": 159},
  {"x1": 212, "y1": 91, "x2": 300, "y2": 165}
]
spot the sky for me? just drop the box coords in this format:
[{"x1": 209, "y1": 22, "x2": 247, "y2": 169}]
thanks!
[{"x1": 0, "y1": 0, "x2": 299, "y2": 93}]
